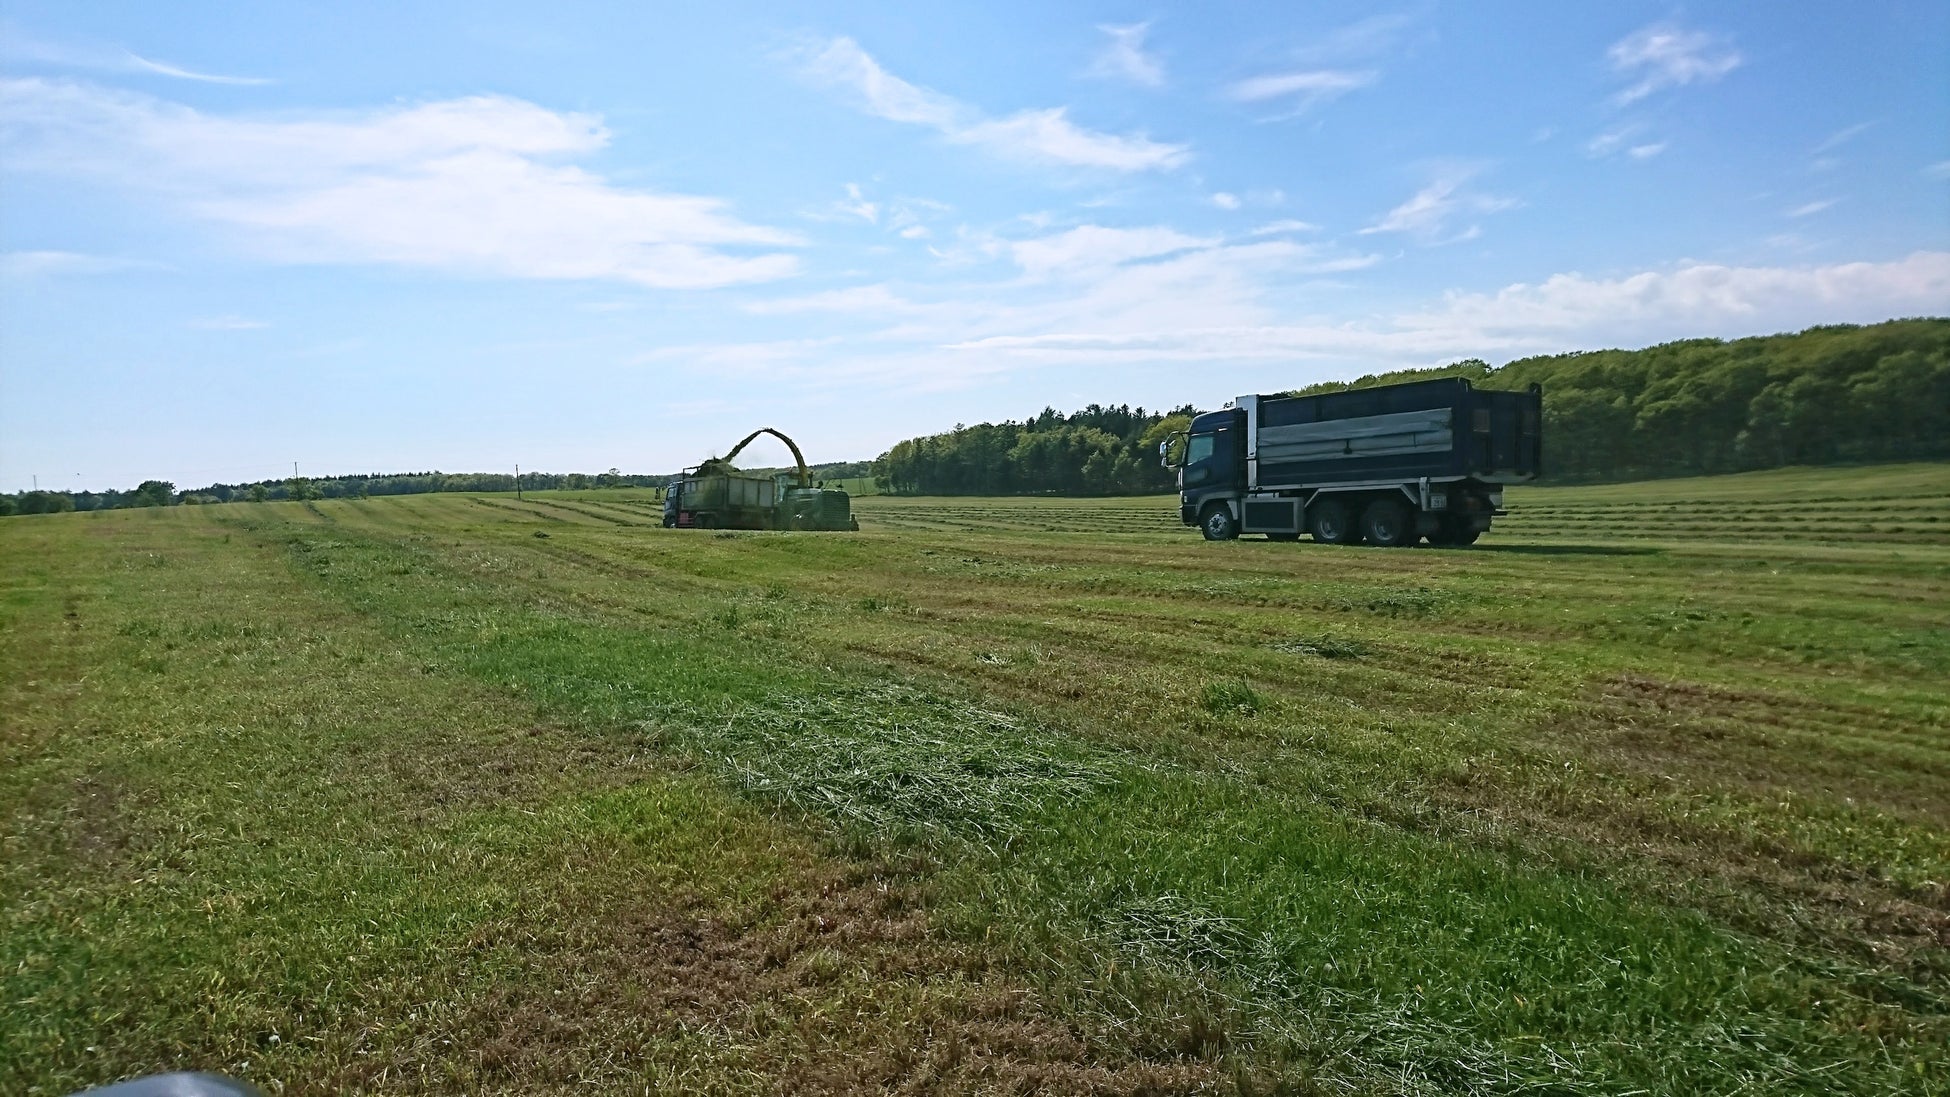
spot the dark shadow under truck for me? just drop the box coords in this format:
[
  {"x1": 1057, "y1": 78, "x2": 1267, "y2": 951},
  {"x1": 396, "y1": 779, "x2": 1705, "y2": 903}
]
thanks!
[{"x1": 1163, "y1": 377, "x2": 1541, "y2": 546}]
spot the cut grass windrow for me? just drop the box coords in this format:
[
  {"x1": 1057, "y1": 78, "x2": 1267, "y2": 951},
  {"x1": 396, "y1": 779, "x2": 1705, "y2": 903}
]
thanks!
[{"x1": 4, "y1": 462, "x2": 1949, "y2": 1094}]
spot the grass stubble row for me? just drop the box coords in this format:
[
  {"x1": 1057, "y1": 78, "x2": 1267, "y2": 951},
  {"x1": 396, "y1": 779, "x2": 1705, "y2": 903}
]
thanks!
[{"x1": 3, "y1": 463, "x2": 1946, "y2": 1094}]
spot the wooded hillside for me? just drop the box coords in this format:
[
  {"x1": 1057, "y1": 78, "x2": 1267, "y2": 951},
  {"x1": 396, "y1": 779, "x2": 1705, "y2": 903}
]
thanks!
[{"x1": 871, "y1": 318, "x2": 1948, "y2": 493}]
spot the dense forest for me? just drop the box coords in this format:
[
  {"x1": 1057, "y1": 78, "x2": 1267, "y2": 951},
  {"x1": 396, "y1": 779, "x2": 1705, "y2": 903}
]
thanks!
[
  {"x1": 6, "y1": 319, "x2": 1944, "y2": 515},
  {"x1": 871, "y1": 404, "x2": 1197, "y2": 496},
  {"x1": 1297, "y1": 317, "x2": 1949, "y2": 482},
  {"x1": 868, "y1": 318, "x2": 1949, "y2": 494}
]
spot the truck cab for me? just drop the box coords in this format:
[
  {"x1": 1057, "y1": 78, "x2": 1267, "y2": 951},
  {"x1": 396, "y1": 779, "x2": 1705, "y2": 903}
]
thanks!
[{"x1": 1172, "y1": 408, "x2": 1245, "y2": 530}]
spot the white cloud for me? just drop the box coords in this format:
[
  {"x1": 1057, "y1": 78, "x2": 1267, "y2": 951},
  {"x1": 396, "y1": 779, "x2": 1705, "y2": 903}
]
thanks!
[
  {"x1": 839, "y1": 182, "x2": 878, "y2": 223},
  {"x1": 1249, "y1": 219, "x2": 1318, "y2": 236},
  {"x1": 1227, "y1": 69, "x2": 1375, "y2": 112},
  {"x1": 1786, "y1": 199, "x2": 1838, "y2": 218},
  {"x1": 123, "y1": 54, "x2": 270, "y2": 86},
  {"x1": 744, "y1": 284, "x2": 924, "y2": 315},
  {"x1": 951, "y1": 108, "x2": 1190, "y2": 172},
  {"x1": 1608, "y1": 23, "x2": 1741, "y2": 105},
  {"x1": 0, "y1": 79, "x2": 801, "y2": 289},
  {"x1": 1088, "y1": 23, "x2": 1164, "y2": 88},
  {"x1": 1926, "y1": 161, "x2": 1950, "y2": 181},
  {"x1": 1, "y1": 34, "x2": 271, "y2": 85},
  {"x1": 1587, "y1": 126, "x2": 1667, "y2": 160},
  {"x1": 1813, "y1": 121, "x2": 1875, "y2": 155},
  {"x1": 0, "y1": 249, "x2": 164, "y2": 277},
  {"x1": 927, "y1": 253, "x2": 1950, "y2": 372},
  {"x1": 1361, "y1": 169, "x2": 1516, "y2": 242},
  {"x1": 797, "y1": 37, "x2": 1187, "y2": 172},
  {"x1": 1292, "y1": 13, "x2": 1421, "y2": 62},
  {"x1": 1400, "y1": 252, "x2": 1950, "y2": 344},
  {"x1": 1210, "y1": 191, "x2": 1241, "y2": 210},
  {"x1": 1009, "y1": 225, "x2": 1215, "y2": 279}
]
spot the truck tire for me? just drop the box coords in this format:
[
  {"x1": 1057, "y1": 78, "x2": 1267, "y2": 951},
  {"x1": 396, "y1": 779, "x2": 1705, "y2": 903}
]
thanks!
[
  {"x1": 1361, "y1": 497, "x2": 1415, "y2": 547},
  {"x1": 1200, "y1": 504, "x2": 1239, "y2": 541},
  {"x1": 1429, "y1": 516, "x2": 1480, "y2": 547},
  {"x1": 1308, "y1": 498, "x2": 1358, "y2": 545}
]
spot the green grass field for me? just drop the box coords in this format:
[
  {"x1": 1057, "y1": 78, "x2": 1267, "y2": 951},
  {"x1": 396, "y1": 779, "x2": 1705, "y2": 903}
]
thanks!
[{"x1": 5, "y1": 463, "x2": 1947, "y2": 1095}]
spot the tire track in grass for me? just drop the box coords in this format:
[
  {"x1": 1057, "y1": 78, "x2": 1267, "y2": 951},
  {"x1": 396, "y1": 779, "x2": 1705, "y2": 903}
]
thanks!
[{"x1": 247, "y1": 512, "x2": 1950, "y2": 1094}]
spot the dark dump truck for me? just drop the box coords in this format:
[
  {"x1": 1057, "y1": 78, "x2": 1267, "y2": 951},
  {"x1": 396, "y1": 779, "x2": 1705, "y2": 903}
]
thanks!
[{"x1": 1163, "y1": 377, "x2": 1541, "y2": 546}]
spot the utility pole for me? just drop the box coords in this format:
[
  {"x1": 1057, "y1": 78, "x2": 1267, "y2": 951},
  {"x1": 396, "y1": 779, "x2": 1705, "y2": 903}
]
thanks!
[{"x1": 515, "y1": 464, "x2": 522, "y2": 501}]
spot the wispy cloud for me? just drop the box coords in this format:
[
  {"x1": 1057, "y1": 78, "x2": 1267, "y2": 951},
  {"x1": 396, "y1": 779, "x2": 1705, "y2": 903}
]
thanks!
[
  {"x1": 797, "y1": 37, "x2": 1188, "y2": 172},
  {"x1": 0, "y1": 249, "x2": 165, "y2": 278},
  {"x1": 1009, "y1": 225, "x2": 1216, "y2": 279},
  {"x1": 913, "y1": 252, "x2": 1950, "y2": 375},
  {"x1": 1088, "y1": 23, "x2": 1164, "y2": 88},
  {"x1": 1361, "y1": 168, "x2": 1516, "y2": 242},
  {"x1": 1399, "y1": 252, "x2": 1950, "y2": 343},
  {"x1": 1227, "y1": 69, "x2": 1375, "y2": 113},
  {"x1": 1210, "y1": 192, "x2": 1241, "y2": 210},
  {"x1": 0, "y1": 79, "x2": 801, "y2": 289},
  {"x1": 2, "y1": 33, "x2": 271, "y2": 85},
  {"x1": 1813, "y1": 121, "x2": 1875, "y2": 155},
  {"x1": 1291, "y1": 12, "x2": 1423, "y2": 62},
  {"x1": 1607, "y1": 23, "x2": 1741, "y2": 105},
  {"x1": 838, "y1": 182, "x2": 878, "y2": 223},
  {"x1": 1249, "y1": 219, "x2": 1318, "y2": 236},
  {"x1": 1786, "y1": 199, "x2": 1838, "y2": 218}
]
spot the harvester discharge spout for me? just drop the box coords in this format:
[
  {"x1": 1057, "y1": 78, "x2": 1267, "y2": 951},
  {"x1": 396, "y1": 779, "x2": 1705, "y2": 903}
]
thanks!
[{"x1": 663, "y1": 427, "x2": 858, "y2": 532}]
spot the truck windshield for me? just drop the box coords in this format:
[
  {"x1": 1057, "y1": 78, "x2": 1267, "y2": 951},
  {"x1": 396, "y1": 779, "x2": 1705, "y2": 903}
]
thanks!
[{"x1": 1185, "y1": 433, "x2": 1216, "y2": 464}]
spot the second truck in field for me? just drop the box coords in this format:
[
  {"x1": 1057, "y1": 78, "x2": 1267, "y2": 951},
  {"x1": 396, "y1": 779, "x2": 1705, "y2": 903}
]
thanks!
[
  {"x1": 1163, "y1": 377, "x2": 1541, "y2": 546},
  {"x1": 662, "y1": 427, "x2": 858, "y2": 532}
]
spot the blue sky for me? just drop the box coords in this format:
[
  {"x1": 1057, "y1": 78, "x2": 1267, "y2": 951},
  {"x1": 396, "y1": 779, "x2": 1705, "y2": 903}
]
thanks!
[{"x1": 3, "y1": 1, "x2": 1946, "y2": 491}]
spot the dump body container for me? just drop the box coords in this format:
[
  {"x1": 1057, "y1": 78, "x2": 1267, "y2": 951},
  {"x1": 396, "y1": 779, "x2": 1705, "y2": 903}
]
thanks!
[
  {"x1": 1253, "y1": 378, "x2": 1541, "y2": 486},
  {"x1": 667, "y1": 468, "x2": 779, "y2": 529},
  {"x1": 1169, "y1": 377, "x2": 1541, "y2": 547}
]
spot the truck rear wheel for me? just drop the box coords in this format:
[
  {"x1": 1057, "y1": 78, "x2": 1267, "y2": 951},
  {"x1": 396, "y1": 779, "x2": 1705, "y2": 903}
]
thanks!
[
  {"x1": 1429, "y1": 516, "x2": 1480, "y2": 547},
  {"x1": 1308, "y1": 498, "x2": 1358, "y2": 544},
  {"x1": 1361, "y1": 497, "x2": 1416, "y2": 547},
  {"x1": 1200, "y1": 504, "x2": 1239, "y2": 541}
]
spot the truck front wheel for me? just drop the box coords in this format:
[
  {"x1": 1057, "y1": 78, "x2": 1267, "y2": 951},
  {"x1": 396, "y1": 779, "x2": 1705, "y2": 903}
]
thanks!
[
  {"x1": 1308, "y1": 498, "x2": 1358, "y2": 545},
  {"x1": 1200, "y1": 504, "x2": 1239, "y2": 541},
  {"x1": 1361, "y1": 498, "x2": 1416, "y2": 547}
]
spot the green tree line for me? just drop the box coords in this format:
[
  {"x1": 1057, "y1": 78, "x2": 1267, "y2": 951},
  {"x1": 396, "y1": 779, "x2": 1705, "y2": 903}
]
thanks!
[
  {"x1": 868, "y1": 318, "x2": 1948, "y2": 495},
  {"x1": 872, "y1": 404, "x2": 1197, "y2": 496},
  {"x1": 1, "y1": 459, "x2": 877, "y2": 517},
  {"x1": 1295, "y1": 318, "x2": 1949, "y2": 481}
]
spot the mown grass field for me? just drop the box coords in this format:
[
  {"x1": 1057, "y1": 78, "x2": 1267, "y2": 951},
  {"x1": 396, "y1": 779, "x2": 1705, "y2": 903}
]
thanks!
[{"x1": 4, "y1": 463, "x2": 1947, "y2": 1095}]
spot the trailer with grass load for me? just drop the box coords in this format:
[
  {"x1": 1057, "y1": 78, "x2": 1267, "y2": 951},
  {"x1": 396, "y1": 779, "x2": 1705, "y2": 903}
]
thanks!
[
  {"x1": 1162, "y1": 377, "x2": 1541, "y2": 546},
  {"x1": 662, "y1": 427, "x2": 859, "y2": 531}
]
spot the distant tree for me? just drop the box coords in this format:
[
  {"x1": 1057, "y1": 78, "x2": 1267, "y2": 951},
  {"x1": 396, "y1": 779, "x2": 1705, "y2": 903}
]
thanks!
[
  {"x1": 248, "y1": 484, "x2": 270, "y2": 503},
  {"x1": 597, "y1": 468, "x2": 623, "y2": 488},
  {"x1": 0, "y1": 495, "x2": 16, "y2": 517},
  {"x1": 18, "y1": 491, "x2": 75, "y2": 514},
  {"x1": 287, "y1": 476, "x2": 320, "y2": 501},
  {"x1": 132, "y1": 480, "x2": 175, "y2": 507}
]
